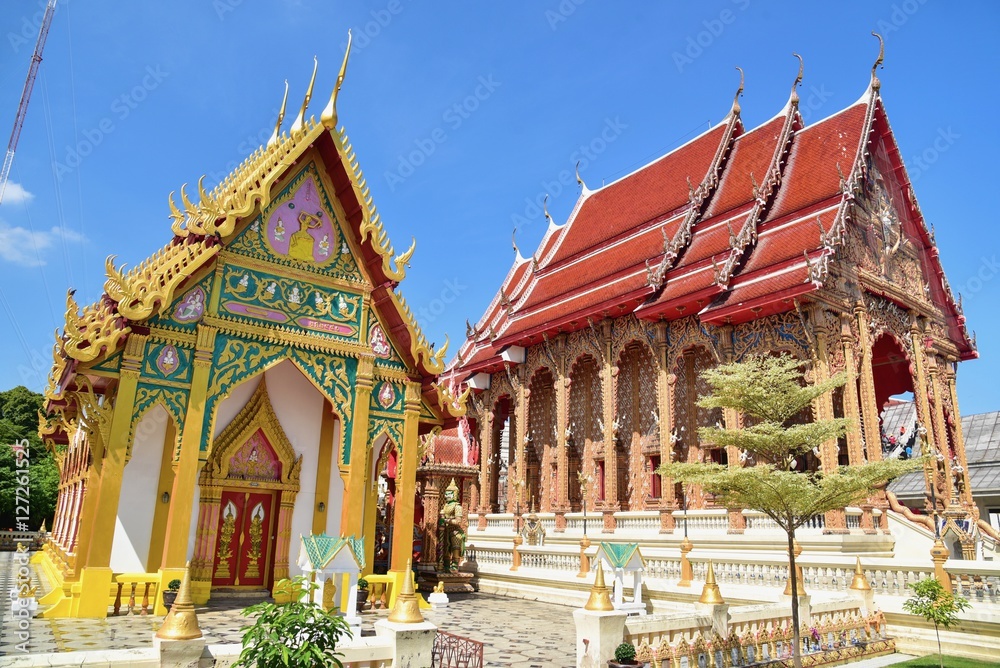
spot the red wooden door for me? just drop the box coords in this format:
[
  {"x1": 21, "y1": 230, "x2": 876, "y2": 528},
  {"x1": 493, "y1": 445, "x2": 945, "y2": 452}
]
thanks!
[{"x1": 212, "y1": 489, "x2": 276, "y2": 588}]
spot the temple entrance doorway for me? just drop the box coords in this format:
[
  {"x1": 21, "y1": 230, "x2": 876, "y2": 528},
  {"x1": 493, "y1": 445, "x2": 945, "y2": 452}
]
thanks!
[{"x1": 212, "y1": 488, "x2": 278, "y2": 589}]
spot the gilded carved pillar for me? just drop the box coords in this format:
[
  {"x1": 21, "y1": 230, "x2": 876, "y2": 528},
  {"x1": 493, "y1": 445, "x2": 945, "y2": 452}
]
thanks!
[
  {"x1": 840, "y1": 316, "x2": 865, "y2": 467},
  {"x1": 555, "y1": 335, "x2": 570, "y2": 515},
  {"x1": 927, "y1": 359, "x2": 954, "y2": 505},
  {"x1": 716, "y1": 324, "x2": 747, "y2": 533},
  {"x1": 854, "y1": 303, "x2": 881, "y2": 462},
  {"x1": 944, "y1": 361, "x2": 974, "y2": 509},
  {"x1": 343, "y1": 357, "x2": 374, "y2": 539},
  {"x1": 477, "y1": 408, "x2": 494, "y2": 516},
  {"x1": 908, "y1": 314, "x2": 940, "y2": 511},
  {"x1": 191, "y1": 485, "x2": 222, "y2": 582},
  {"x1": 600, "y1": 319, "x2": 618, "y2": 531},
  {"x1": 655, "y1": 321, "x2": 676, "y2": 532},
  {"x1": 813, "y1": 314, "x2": 847, "y2": 532},
  {"x1": 682, "y1": 350, "x2": 705, "y2": 509},
  {"x1": 422, "y1": 478, "x2": 441, "y2": 567},
  {"x1": 389, "y1": 381, "x2": 422, "y2": 571},
  {"x1": 510, "y1": 369, "x2": 528, "y2": 515}
]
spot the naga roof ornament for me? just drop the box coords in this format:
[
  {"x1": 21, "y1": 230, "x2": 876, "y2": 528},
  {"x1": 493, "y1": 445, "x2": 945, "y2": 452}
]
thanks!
[{"x1": 870, "y1": 32, "x2": 885, "y2": 92}]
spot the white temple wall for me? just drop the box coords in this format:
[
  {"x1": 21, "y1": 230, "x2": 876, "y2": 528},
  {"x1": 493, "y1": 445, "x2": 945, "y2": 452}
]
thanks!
[
  {"x1": 111, "y1": 405, "x2": 169, "y2": 573},
  {"x1": 325, "y1": 419, "x2": 344, "y2": 537}
]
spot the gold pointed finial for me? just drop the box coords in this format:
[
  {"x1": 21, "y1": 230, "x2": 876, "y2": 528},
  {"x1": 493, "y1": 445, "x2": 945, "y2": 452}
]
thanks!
[
  {"x1": 850, "y1": 557, "x2": 871, "y2": 591},
  {"x1": 584, "y1": 561, "x2": 615, "y2": 611},
  {"x1": 699, "y1": 560, "x2": 725, "y2": 605},
  {"x1": 731, "y1": 66, "x2": 744, "y2": 116},
  {"x1": 39, "y1": 519, "x2": 46, "y2": 534},
  {"x1": 790, "y1": 53, "x2": 804, "y2": 105},
  {"x1": 292, "y1": 56, "x2": 319, "y2": 134},
  {"x1": 387, "y1": 559, "x2": 424, "y2": 623},
  {"x1": 268, "y1": 80, "x2": 290, "y2": 148},
  {"x1": 870, "y1": 32, "x2": 885, "y2": 92},
  {"x1": 321, "y1": 31, "x2": 353, "y2": 129},
  {"x1": 155, "y1": 562, "x2": 203, "y2": 640}
]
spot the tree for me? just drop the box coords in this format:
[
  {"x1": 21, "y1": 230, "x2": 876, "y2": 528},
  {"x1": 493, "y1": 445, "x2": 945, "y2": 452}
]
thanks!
[
  {"x1": 0, "y1": 386, "x2": 59, "y2": 530},
  {"x1": 658, "y1": 355, "x2": 919, "y2": 668},
  {"x1": 903, "y1": 577, "x2": 971, "y2": 668}
]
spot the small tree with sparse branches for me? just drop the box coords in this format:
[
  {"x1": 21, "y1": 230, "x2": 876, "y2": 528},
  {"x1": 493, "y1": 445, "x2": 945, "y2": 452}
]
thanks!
[
  {"x1": 903, "y1": 577, "x2": 971, "y2": 668},
  {"x1": 658, "y1": 354, "x2": 920, "y2": 668}
]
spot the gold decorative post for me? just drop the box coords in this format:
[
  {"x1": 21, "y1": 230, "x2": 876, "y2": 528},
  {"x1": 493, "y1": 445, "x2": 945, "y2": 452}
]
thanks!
[
  {"x1": 678, "y1": 535, "x2": 694, "y2": 587},
  {"x1": 783, "y1": 540, "x2": 806, "y2": 597},
  {"x1": 387, "y1": 559, "x2": 423, "y2": 624},
  {"x1": 930, "y1": 539, "x2": 952, "y2": 593},
  {"x1": 584, "y1": 562, "x2": 614, "y2": 611},
  {"x1": 698, "y1": 561, "x2": 724, "y2": 605},
  {"x1": 577, "y1": 471, "x2": 593, "y2": 577},
  {"x1": 847, "y1": 557, "x2": 870, "y2": 592},
  {"x1": 155, "y1": 562, "x2": 202, "y2": 640}
]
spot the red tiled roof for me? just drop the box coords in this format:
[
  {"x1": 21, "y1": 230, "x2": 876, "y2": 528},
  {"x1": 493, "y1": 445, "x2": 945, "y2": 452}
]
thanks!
[
  {"x1": 547, "y1": 124, "x2": 729, "y2": 265},
  {"x1": 453, "y1": 85, "x2": 975, "y2": 374}
]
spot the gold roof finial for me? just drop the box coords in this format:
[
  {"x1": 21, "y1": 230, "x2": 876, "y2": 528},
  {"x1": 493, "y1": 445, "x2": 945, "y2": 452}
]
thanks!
[
  {"x1": 850, "y1": 556, "x2": 872, "y2": 591},
  {"x1": 387, "y1": 559, "x2": 424, "y2": 623},
  {"x1": 584, "y1": 561, "x2": 615, "y2": 611},
  {"x1": 698, "y1": 560, "x2": 725, "y2": 605},
  {"x1": 321, "y1": 30, "x2": 353, "y2": 129},
  {"x1": 870, "y1": 31, "x2": 885, "y2": 92},
  {"x1": 790, "y1": 53, "x2": 804, "y2": 105},
  {"x1": 268, "y1": 80, "x2": 289, "y2": 148},
  {"x1": 155, "y1": 561, "x2": 203, "y2": 640},
  {"x1": 731, "y1": 66, "x2": 744, "y2": 116},
  {"x1": 291, "y1": 56, "x2": 319, "y2": 135}
]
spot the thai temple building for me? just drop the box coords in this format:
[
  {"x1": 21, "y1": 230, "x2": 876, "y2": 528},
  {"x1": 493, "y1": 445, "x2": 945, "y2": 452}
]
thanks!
[
  {"x1": 34, "y1": 46, "x2": 469, "y2": 617},
  {"x1": 442, "y1": 49, "x2": 994, "y2": 564},
  {"x1": 34, "y1": 35, "x2": 997, "y2": 627}
]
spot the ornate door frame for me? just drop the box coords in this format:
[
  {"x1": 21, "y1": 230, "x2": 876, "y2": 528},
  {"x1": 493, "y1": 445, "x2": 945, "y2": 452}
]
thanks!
[{"x1": 190, "y1": 378, "x2": 302, "y2": 592}]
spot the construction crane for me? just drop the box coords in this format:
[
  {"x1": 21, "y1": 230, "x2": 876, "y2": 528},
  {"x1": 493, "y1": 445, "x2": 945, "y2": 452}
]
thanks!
[{"x1": 0, "y1": 0, "x2": 58, "y2": 205}]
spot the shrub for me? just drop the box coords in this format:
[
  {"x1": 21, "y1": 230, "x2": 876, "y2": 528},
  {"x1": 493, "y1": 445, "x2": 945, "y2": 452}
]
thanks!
[
  {"x1": 234, "y1": 577, "x2": 350, "y2": 668},
  {"x1": 167, "y1": 579, "x2": 182, "y2": 591},
  {"x1": 614, "y1": 642, "x2": 636, "y2": 663}
]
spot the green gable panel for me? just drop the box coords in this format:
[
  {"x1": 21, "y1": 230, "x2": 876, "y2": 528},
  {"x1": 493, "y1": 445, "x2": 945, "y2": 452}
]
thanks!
[{"x1": 218, "y1": 263, "x2": 364, "y2": 343}]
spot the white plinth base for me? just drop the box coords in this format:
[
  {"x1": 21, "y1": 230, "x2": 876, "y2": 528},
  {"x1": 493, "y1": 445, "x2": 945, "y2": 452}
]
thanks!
[{"x1": 428, "y1": 592, "x2": 450, "y2": 608}]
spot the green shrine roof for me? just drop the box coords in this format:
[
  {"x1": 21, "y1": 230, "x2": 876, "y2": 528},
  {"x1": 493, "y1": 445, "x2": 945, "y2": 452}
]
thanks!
[
  {"x1": 599, "y1": 542, "x2": 643, "y2": 569},
  {"x1": 301, "y1": 533, "x2": 365, "y2": 570}
]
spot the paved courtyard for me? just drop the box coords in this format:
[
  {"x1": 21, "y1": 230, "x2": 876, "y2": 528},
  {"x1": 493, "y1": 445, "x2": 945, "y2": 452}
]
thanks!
[
  {"x1": 0, "y1": 552, "x2": 576, "y2": 666},
  {"x1": 0, "y1": 594, "x2": 576, "y2": 666}
]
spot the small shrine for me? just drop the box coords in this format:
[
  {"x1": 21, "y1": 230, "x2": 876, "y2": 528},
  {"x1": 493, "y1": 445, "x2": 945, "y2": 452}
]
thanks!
[
  {"x1": 297, "y1": 534, "x2": 365, "y2": 636},
  {"x1": 596, "y1": 543, "x2": 647, "y2": 616}
]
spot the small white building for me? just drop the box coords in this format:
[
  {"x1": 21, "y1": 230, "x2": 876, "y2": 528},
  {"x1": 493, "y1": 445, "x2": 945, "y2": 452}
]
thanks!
[
  {"x1": 596, "y1": 543, "x2": 646, "y2": 616},
  {"x1": 297, "y1": 534, "x2": 365, "y2": 636}
]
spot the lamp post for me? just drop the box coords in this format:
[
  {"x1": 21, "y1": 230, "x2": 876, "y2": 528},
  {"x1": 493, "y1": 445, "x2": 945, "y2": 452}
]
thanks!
[
  {"x1": 678, "y1": 483, "x2": 693, "y2": 587},
  {"x1": 577, "y1": 470, "x2": 594, "y2": 578}
]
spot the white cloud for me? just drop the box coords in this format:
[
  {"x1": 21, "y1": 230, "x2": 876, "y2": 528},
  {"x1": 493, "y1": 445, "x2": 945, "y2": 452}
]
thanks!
[
  {"x1": 0, "y1": 223, "x2": 86, "y2": 267},
  {"x1": 0, "y1": 183, "x2": 35, "y2": 206}
]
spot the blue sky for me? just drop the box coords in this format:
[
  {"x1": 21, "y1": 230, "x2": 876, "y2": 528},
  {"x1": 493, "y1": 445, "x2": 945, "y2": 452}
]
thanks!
[{"x1": 0, "y1": 0, "x2": 997, "y2": 414}]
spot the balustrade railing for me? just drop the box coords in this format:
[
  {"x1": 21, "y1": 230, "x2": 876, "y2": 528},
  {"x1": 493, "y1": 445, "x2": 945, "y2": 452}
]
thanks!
[{"x1": 111, "y1": 573, "x2": 159, "y2": 616}]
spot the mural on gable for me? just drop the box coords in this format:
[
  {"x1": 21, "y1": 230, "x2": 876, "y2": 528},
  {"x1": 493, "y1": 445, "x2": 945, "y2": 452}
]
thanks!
[{"x1": 226, "y1": 163, "x2": 363, "y2": 283}]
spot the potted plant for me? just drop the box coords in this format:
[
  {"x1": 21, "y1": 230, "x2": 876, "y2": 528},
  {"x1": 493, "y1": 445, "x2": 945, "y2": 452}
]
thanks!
[
  {"x1": 234, "y1": 576, "x2": 350, "y2": 668},
  {"x1": 609, "y1": 642, "x2": 639, "y2": 667},
  {"x1": 356, "y1": 578, "x2": 369, "y2": 613},
  {"x1": 162, "y1": 579, "x2": 181, "y2": 611}
]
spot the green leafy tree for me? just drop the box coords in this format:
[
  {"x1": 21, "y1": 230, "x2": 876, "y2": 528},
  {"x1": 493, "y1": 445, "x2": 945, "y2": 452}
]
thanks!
[
  {"x1": 658, "y1": 355, "x2": 919, "y2": 668},
  {"x1": 234, "y1": 577, "x2": 351, "y2": 668},
  {"x1": 903, "y1": 577, "x2": 971, "y2": 668},
  {"x1": 0, "y1": 386, "x2": 59, "y2": 530}
]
